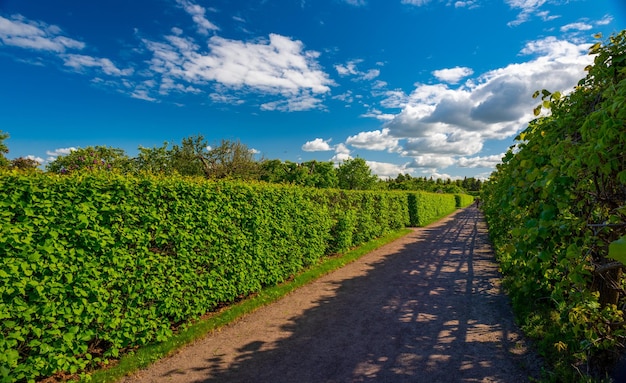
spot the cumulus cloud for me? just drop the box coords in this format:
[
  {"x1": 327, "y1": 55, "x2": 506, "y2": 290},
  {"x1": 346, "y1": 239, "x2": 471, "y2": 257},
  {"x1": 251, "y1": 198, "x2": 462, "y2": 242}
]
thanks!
[
  {"x1": 457, "y1": 154, "x2": 505, "y2": 168},
  {"x1": 386, "y1": 36, "x2": 591, "y2": 141},
  {"x1": 432, "y1": 66, "x2": 474, "y2": 84},
  {"x1": 302, "y1": 138, "x2": 333, "y2": 151},
  {"x1": 366, "y1": 160, "x2": 407, "y2": 179},
  {"x1": 346, "y1": 128, "x2": 398, "y2": 151},
  {"x1": 143, "y1": 33, "x2": 334, "y2": 109},
  {"x1": 331, "y1": 143, "x2": 352, "y2": 163},
  {"x1": 342, "y1": 36, "x2": 592, "y2": 174},
  {"x1": 25, "y1": 155, "x2": 44, "y2": 164},
  {"x1": 46, "y1": 147, "x2": 76, "y2": 156},
  {"x1": 406, "y1": 155, "x2": 456, "y2": 169},
  {"x1": 46, "y1": 147, "x2": 76, "y2": 162}
]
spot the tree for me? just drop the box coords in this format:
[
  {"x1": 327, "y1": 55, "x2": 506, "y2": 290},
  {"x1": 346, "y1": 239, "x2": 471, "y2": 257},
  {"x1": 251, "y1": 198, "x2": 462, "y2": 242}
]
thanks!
[
  {"x1": 10, "y1": 157, "x2": 41, "y2": 172},
  {"x1": 169, "y1": 135, "x2": 208, "y2": 177},
  {"x1": 203, "y1": 139, "x2": 260, "y2": 180},
  {"x1": 46, "y1": 146, "x2": 131, "y2": 174},
  {"x1": 0, "y1": 130, "x2": 9, "y2": 168},
  {"x1": 336, "y1": 157, "x2": 378, "y2": 190},
  {"x1": 134, "y1": 142, "x2": 174, "y2": 175}
]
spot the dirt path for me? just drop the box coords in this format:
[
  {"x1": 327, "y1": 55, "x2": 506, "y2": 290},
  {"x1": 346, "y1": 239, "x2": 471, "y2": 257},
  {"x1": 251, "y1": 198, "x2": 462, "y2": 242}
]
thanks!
[{"x1": 121, "y1": 207, "x2": 543, "y2": 383}]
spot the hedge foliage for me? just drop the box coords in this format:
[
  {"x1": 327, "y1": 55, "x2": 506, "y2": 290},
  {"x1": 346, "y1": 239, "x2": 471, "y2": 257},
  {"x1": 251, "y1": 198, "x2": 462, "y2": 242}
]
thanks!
[
  {"x1": 482, "y1": 32, "x2": 626, "y2": 380},
  {"x1": 0, "y1": 171, "x2": 476, "y2": 382},
  {"x1": 407, "y1": 191, "x2": 461, "y2": 227}
]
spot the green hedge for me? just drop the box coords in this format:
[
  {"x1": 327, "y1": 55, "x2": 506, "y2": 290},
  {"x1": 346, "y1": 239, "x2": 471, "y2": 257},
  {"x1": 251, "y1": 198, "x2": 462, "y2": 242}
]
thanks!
[
  {"x1": 0, "y1": 172, "x2": 416, "y2": 382},
  {"x1": 454, "y1": 193, "x2": 474, "y2": 208},
  {"x1": 407, "y1": 191, "x2": 460, "y2": 227}
]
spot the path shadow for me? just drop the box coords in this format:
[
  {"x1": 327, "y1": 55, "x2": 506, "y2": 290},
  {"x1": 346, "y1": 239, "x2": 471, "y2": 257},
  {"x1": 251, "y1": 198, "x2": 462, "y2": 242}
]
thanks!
[{"x1": 165, "y1": 207, "x2": 542, "y2": 382}]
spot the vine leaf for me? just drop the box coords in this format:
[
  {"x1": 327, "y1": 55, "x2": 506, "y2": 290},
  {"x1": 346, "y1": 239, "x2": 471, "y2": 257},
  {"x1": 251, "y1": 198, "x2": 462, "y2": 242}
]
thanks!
[{"x1": 608, "y1": 234, "x2": 626, "y2": 264}]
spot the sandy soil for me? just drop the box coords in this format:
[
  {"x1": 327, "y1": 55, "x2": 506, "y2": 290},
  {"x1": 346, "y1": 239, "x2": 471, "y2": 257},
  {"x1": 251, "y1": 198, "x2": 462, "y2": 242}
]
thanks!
[{"x1": 120, "y1": 206, "x2": 543, "y2": 383}]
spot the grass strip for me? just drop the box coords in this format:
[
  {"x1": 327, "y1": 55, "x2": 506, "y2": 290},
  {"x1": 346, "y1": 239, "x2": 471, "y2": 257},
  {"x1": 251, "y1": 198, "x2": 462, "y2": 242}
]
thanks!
[{"x1": 83, "y1": 228, "x2": 413, "y2": 383}]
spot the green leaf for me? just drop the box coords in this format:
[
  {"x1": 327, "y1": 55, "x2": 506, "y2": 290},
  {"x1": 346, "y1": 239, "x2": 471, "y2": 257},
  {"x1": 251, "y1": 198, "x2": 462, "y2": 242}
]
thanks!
[{"x1": 608, "y1": 235, "x2": 626, "y2": 264}]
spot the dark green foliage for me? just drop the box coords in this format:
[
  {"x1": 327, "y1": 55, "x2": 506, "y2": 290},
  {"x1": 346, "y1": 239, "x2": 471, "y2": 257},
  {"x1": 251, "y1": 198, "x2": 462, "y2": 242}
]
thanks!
[
  {"x1": 336, "y1": 158, "x2": 378, "y2": 190},
  {"x1": 259, "y1": 159, "x2": 338, "y2": 188},
  {"x1": 482, "y1": 31, "x2": 626, "y2": 380},
  {"x1": 0, "y1": 131, "x2": 10, "y2": 169},
  {"x1": 386, "y1": 173, "x2": 481, "y2": 194}
]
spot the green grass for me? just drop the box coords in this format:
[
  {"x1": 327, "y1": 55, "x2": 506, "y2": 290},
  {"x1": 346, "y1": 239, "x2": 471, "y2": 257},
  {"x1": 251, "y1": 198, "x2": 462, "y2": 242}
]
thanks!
[{"x1": 81, "y1": 228, "x2": 413, "y2": 383}]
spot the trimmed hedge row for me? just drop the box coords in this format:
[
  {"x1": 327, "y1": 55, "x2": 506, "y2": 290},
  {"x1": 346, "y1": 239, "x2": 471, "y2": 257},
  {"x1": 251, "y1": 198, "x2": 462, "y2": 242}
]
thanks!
[
  {"x1": 0, "y1": 172, "x2": 472, "y2": 381},
  {"x1": 407, "y1": 191, "x2": 460, "y2": 227}
]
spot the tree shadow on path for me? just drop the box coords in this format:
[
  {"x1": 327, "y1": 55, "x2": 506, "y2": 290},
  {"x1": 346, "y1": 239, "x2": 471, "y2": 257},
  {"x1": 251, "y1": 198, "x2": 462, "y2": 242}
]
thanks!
[{"x1": 172, "y1": 207, "x2": 543, "y2": 382}]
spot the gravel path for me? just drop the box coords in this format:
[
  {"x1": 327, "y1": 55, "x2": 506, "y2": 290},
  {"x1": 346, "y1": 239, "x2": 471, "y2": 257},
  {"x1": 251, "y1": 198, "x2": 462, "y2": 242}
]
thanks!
[{"x1": 121, "y1": 206, "x2": 543, "y2": 383}]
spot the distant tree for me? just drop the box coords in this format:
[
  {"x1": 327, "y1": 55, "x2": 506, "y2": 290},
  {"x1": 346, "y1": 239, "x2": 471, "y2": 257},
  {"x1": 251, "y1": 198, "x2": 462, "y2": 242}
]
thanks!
[
  {"x1": 134, "y1": 142, "x2": 174, "y2": 175},
  {"x1": 336, "y1": 157, "x2": 378, "y2": 190},
  {"x1": 10, "y1": 157, "x2": 41, "y2": 172},
  {"x1": 203, "y1": 139, "x2": 260, "y2": 180},
  {"x1": 259, "y1": 159, "x2": 289, "y2": 183},
  {"x1": 303, "y1": 160, "x2": 338, "y2": 189},
  {"x1": 169, "y1": 135, "x2": 208, "y2": 177},
  {"x1": 46, "y1": 146, "x2": 131, "y2": 174},
  {"x1": 0, "y1": 130, "x2": 10, "y2": 168}
]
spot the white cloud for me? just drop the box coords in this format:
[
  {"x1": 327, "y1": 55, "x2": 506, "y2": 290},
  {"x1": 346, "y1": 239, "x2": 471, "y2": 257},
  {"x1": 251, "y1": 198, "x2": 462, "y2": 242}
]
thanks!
[
  {"x1": 366, "y1": 160, "x2": 407, "y2": 179},
  {"x1": 260, "y1": 94, "x2": 325, "y2": 112},
  {"x1": 360, "y1": 109, "x2": 395, "y2": 121},
  {"x1": 209, "y1": 92, "x2": 245, "y2": 105},
  {"x1": 25, "y1": 155, "x2": 44, "y2": 164},
  {"x1": 505, "y1": 0, "x2": 548, "y2": 26},
  {"x1": 63, "y1": 54, "x2": 133, "y2": 76},
  {"x1": 406, "y1": 155, "x2": 456, "y2": 169},
  {"x1": 403, "y1": 132, "x2": 483, "y2": 156},
  {"x1": 432, "y1": 66, "x2": 474, "y2": 84},
  {"x1": 175, "y1": 0, "x2": 220, "y2": 35},
  {"x1": 596, "y1": 15, "x2": 613, "y2": 26},
  {"x1": 343, "y1": 0, "x2": 367, "y2": 6},
  {"x1": 131, "y1": 90, "x2": 158, "y2": 102},
  {"x1": 335, "y1": 59, "x2": 380, "y2": 81},
  {"x1": 346, "y1": 128, "x2": 398, "y2": 151},
  {"x1": 0, "y1": 14, "x2": 85, "y2": 52},
  {"x1": 386, "y1": 36, "x2": 591, "y2": 142},
  {"x1": 331, "y1": 143, "x2": 352, "y2": 163},
  {"x1": 401, "y1": 0, "x2": 431, "y2": 6},
  {"x1": 344, "y1": 36, "x2": 592, "y2": 173},
  {"x1": 457, "y1": 154, "x2": 505, "y2": 168},
  {"x1": 333, "y1": 90, "x2": 354, "y2": 103},
  {"x1": 143, "y1": 33, "x2": 334, "y2": 110},
  {"x1": 560, "y1": 22, "x2": 593, "y2": 33},
  {"x1": 46, "y1": 147, "x2": 76, "y2": 157},
  {"x1": 302, "y1": 138, "x2": 333, "y2": 151},
  {"x1": 45, "y1": 147, "x2": 76, "y2": 162},
  {"x1": 454, "y1": 1, "x2": 479, "y2": 9}
]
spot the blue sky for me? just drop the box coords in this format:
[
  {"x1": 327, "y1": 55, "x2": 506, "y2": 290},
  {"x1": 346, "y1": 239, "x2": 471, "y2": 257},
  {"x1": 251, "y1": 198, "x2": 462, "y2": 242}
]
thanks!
[{"x1": 0, "y1": 0, "x2": 623, "y2": 179}]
